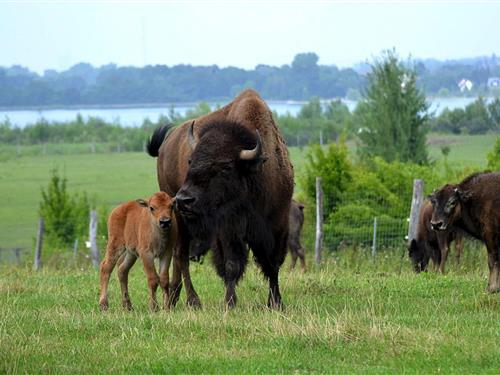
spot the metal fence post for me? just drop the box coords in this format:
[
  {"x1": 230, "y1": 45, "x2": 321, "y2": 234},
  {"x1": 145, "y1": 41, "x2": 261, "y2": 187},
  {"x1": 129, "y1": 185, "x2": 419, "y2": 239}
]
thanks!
[
  {"x1": 315, "y1": 177, "x2": 324, "y2": 265},
  {"x1": 34, "y1": 217, "x2": 44, "y2": 271},
  {"x1": 372, "y1": 217, "x2": 378, "y2": 257}
]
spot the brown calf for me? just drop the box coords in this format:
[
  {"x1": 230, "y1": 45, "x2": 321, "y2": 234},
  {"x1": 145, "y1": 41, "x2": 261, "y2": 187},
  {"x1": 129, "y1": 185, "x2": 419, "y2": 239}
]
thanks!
[{"x1": 99, "y1": 192, "x2": 177, "y2": 311}]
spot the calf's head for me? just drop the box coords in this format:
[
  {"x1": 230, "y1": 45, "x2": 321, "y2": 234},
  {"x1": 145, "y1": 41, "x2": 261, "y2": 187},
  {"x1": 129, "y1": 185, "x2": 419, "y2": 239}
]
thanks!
[
  {"x1": 175, "y1": 121, "x2": 267, "y2": 240},
  {"x1": 137, "y1": 192, "x2": 175, "y2": 229},
  {"x1": 428, "y1": 184, "x2": 472, "y2": 232}
]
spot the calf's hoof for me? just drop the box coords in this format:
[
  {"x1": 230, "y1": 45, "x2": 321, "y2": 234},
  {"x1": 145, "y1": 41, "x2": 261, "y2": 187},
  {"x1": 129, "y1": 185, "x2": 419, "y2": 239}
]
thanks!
[{"x1": 99, "y1": 299, "x2": 109, "y2": 311}]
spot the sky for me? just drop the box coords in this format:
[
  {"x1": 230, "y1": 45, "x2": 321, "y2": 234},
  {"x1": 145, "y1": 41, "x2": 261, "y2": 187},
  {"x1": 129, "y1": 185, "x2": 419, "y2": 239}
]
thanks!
[{"x1": 0, "y1": 1, "x2": 499, "y2": 74}]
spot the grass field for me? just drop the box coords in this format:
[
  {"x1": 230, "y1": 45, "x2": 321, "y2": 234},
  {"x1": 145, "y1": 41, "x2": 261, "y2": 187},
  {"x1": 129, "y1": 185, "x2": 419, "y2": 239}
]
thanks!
[
  {"x1": 1, "y1": 134, "x2": 499, "y2": 373},
  {"x1": 1, "y1": 249, "x2": 499, "y2": 374}
]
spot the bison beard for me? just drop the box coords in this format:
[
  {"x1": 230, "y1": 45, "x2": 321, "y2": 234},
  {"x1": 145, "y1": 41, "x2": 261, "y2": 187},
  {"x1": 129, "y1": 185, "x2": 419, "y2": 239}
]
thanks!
[{"x1": 147, "y1": 89, "x2": 294, "y2": 309}]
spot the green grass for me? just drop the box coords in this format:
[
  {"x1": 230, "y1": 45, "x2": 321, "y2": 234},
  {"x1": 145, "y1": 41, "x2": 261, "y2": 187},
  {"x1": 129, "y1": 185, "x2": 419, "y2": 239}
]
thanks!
[{"x1": 1, "y1": 249, "x2": 499, "y2": 374}]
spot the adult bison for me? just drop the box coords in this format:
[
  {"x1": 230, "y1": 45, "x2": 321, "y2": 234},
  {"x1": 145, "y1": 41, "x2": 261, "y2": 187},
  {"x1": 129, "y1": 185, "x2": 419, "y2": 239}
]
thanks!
[
  {"x1": 408, "y1": 200, "x2": 463, "y2": 273},
  {"x1": 147, "y1": 89, "x2": 294, "y2": 308},
  {"x1": 429, "y1": 172, "x2": 500, "y2": 293},
  {"x1": 288, "y1": 200, "x2": 306, "y2": 272}
]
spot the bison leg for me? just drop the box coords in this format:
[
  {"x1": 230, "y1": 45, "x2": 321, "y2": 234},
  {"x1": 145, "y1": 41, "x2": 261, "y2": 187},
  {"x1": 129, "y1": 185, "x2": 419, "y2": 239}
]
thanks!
[
  {"x1": 437, "y1": 235, "x2": 450, "y2": 274},
  {"x1": 118, "y1": 251, "x2": 137, "y2": 311},
  {"x1": 159, "y1": 248, "x2": 173, "y2": 310},
  {"x1": 140, "y1": 251, "x2": 160, "y2": 312},
  {"x1": 99, "y1": 242, "x2": 124, "y2": 310},
  {"x1": 252, "y1": 229, "x2": 287, "y2": 309},
  {"x1": 455, "y1": 235, "x2": 463, "y2": 265},
  {"x1": 485, "y1": 240, "x2": 500, "y2": 293},
  {"x1": 297, "y1": 246, "x2": 306, "y2": 273},
  {"x1": 289, "y1": 249, "x2": 298, "y2": 271},
  {"x1": 169, "y1": 222, "x2": 201, "y2": 309}
]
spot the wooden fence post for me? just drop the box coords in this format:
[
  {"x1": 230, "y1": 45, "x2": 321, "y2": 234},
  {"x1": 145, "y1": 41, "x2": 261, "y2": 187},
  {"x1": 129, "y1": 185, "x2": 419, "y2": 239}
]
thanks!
[
  {"x1": 89, "y1": 210, "x2": 100, "y2": 268},
  {"x1": 315, "y1": 177, "x2": 324, "y2": 265},
  {"x1": 407, "y1": 179, "x2": 424, "y2": 243},
  {"x1": 34, "y1": 217, "x2": 44, "y2": 271}
]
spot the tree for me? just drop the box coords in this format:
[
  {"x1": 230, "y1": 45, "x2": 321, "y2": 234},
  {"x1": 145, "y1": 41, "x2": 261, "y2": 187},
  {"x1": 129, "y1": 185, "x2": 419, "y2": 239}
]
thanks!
[
  {"x1": 487, "y1": 137, "x2": 500, "y2": 171},
  {"x1": 39, "y1": 169, "x2": 92, "y2": 247},
  {"x1": 356, "y1": 50, "x2": 429, "y2": 164},
  {"x1": 300, "y1": 141, "x2": 352, "y2": 215}
]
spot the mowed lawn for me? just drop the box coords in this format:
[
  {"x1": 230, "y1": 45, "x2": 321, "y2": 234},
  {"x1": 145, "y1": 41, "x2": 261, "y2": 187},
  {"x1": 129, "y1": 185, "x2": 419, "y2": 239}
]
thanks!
[{"x1": 1, "y1": 250, "x2": 499, "y2": 374}]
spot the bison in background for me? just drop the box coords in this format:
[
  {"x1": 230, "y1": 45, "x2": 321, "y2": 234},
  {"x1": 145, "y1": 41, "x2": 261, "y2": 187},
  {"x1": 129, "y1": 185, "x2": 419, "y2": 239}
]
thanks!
[
  {"x1": 147, "y1": 89, "x2": 294, "y2": 308},
  {"x1": 288, "y1": 200, "x2": 306, "y2": 272},
  {"x1": 408, "y1": 200, "x2": 463, "y2": 273},
  {"x1": 429, "y1": 172, "x2": 500, "y2": 292}
]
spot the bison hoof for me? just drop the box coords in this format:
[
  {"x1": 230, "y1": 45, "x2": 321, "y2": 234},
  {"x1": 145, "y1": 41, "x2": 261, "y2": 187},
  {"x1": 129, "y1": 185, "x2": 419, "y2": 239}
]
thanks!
[
  {"x1": 187, "y1": 296, "x2": 202, "y2": 309},
  {"x1": 267, "y1": 298, "x2": 283, "y2": 310}
]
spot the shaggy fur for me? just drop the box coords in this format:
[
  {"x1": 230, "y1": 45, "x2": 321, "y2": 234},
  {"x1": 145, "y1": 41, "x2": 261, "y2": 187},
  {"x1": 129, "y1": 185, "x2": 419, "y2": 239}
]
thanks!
[
  {"x1": 147, "y1": 89, "x2": 294, "y2": 308},
  {"x1": 408, "y1": 200, "x2": 463, "y2": 273},
  {"x1": 429, "y1": 172, "x2": 500, "y2": 292}
]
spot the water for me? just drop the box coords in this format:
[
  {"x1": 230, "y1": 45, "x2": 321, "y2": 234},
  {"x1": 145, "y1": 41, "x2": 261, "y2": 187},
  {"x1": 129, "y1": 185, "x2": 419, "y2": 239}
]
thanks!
[{"x1": 0, "y1": 97, "x2": 481, "y2": 128}]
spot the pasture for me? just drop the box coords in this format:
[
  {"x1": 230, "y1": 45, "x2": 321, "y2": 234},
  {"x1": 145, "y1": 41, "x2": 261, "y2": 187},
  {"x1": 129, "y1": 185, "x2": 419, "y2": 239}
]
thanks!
[
  {"x1": 0, "y1": 133, "x2": 499, "y2": 373},
  {"x1": 1, "y1": 249, "x2": 499, "y2": 374}
]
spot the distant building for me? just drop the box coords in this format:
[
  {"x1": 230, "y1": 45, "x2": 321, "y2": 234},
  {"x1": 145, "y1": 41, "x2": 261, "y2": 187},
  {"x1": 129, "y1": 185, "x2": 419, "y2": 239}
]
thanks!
[
  {"x1": 487, "y1": 77, "x2": 500, "y2": 88},
  {"x1": 458, "y1": 79, "x2": 473, "y2": 92}
]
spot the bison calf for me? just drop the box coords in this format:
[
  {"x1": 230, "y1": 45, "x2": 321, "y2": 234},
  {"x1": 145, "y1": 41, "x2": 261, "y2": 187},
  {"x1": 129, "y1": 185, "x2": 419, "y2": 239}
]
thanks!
[
  {"x1": 99, "y1": 192, "x2": 177, "y2": 311},
  {"x1": 288, "y1": 200, "x2": 306, "y2": 272}
]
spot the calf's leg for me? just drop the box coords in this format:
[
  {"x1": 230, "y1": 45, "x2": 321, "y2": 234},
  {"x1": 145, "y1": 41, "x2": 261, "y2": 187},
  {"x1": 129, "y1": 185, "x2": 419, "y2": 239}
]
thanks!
[
  {"x1": 140, "y1": 251, "x2": 160, "y2": 312},
  {"x1": 159, "y1": 248, "x2": 173, "y2": 310},
  {"x1": 99, "y1": 242, "x2": 124, "y2": 310},
  {"x1": 118, "y1": 251, "x2": 137, "y2": 310}
]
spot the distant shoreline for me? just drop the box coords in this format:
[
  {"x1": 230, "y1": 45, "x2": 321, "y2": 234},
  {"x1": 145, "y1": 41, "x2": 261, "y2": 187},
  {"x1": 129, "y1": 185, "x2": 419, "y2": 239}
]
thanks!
[{"x1": 0, "y1": 99, "x2": 310, "y2": 112}]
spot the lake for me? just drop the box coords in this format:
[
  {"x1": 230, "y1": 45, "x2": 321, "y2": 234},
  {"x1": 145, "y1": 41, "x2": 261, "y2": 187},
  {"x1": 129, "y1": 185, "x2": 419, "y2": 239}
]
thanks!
[{"x1": 0, "y1": 97, "x2": 481, "y2": 128}]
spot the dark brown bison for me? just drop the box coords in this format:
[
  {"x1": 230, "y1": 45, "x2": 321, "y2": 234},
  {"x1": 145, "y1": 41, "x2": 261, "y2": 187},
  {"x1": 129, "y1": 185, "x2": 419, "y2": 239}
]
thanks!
[
  {"x1": 429, "y1": 172, "x2": 500, "y2": 292},
  {"x1": 288, "y1": 200, "x2": 306, "y2": 272},
  {"x1": 99, "y1": 192, "x2": 177, "y2": 311},
  {"x1": 408, "y1": 200, "x2": 463, "y2": 273},
  {"x1": 147, "y1": 89, "x2": 294, "y2": 308}
]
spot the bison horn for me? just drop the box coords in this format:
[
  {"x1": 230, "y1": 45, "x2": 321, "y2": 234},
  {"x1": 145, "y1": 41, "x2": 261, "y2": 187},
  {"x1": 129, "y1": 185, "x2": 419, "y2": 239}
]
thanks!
[
  {"x1": 188, "y1": 121, "x2": 197, "y2": 150},
  {"x1": 240, "y1": 130, "x2": 263, "y2": 160}
]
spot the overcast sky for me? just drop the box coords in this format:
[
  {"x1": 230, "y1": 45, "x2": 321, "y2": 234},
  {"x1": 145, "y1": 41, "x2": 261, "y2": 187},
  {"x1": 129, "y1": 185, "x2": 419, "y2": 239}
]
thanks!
[{"x1": 0, "y1": 1, "x2": 499, "y2": 74}]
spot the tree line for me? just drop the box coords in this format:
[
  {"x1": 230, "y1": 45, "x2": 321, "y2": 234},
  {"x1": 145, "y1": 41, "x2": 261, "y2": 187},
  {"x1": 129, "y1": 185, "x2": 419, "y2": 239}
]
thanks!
[{"x1": 1, "y1": 52, "x2": 500, "y2": 107}]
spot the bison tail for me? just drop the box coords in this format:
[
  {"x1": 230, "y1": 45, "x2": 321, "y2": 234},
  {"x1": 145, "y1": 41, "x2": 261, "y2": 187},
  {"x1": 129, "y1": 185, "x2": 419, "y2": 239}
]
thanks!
[{"x1": 147, "y1": 124, "x2": 172, "y2": 157}]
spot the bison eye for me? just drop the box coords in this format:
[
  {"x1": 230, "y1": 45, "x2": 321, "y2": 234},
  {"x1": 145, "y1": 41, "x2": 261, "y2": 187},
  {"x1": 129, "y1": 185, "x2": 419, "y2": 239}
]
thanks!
[
  {"x1": 150, "y1": 206, "x2": 155, "y2": 212},
  {"x1": 188, "y1": 158, "x2": 192, "y2": 165}
]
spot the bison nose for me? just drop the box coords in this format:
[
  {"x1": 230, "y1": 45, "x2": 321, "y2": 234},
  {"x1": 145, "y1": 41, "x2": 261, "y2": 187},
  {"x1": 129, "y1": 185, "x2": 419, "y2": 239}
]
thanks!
[
  {"x1": 159, "y1": 218, "x2": 171, "y2": 228},
  {"x1": 431, "y1": 221, "x2": 443, "y2": 231},
  {"x1": 175, "y1": 192, "x2": 195, "y2": 209}
]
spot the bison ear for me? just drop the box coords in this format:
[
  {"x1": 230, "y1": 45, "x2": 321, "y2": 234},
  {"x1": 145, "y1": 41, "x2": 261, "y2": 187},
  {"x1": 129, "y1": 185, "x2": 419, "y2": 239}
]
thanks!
[
  {"x1": 136, "y1": 199, "x2": 148, "y2": 208},
  {"x1": 456, "y1": 188, "x2": 473, "y2": 202}
]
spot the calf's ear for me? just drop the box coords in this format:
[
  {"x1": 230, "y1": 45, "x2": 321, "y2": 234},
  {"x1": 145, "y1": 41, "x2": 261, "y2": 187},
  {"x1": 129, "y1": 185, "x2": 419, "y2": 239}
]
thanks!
[{"x1": 136, "y1": 199, "x2": 149, "y2": 208}]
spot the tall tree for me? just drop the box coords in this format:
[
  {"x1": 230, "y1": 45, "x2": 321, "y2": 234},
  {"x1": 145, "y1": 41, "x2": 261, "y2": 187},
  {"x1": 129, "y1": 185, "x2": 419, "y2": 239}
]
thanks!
[{"x1": 356, "y1": 50, "x2": 429, "y2": 164}]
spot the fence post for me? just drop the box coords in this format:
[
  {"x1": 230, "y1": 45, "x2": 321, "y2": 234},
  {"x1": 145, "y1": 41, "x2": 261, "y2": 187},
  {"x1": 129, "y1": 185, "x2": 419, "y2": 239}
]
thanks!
[
  {"x1": 407, "y1": 179, "x2": 424, "y2": 243},
  {"x1": 89, "y1": 210, "x2": 100, "y2": 268},
  {"x1": 372, "y1": 217, "x2": 378, "y2": 257},
  {"x1": 34, "y1": 217, "x2": 44, "y2": 271},
  {"x1": 73, "y1": 239, "x2": 79, "y2": 258},
  {"x1": 315, "y1": 177, "x2": 324, "y2": 265}
]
